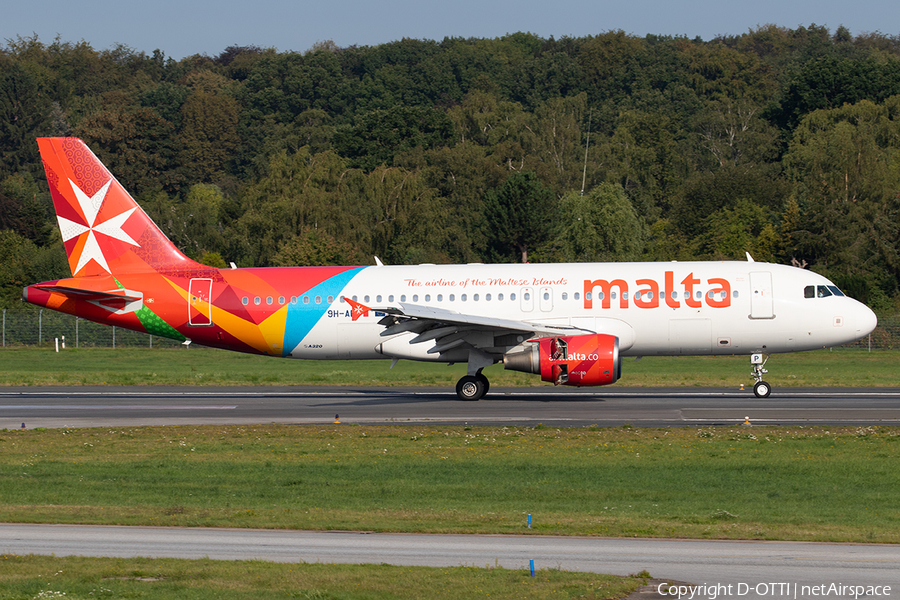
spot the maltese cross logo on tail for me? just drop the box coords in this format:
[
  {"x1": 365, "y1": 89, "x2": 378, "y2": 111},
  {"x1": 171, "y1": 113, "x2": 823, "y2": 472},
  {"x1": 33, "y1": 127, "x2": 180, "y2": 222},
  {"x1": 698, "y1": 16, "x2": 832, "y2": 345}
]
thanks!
[
  {"x1": 57, "y1": 178, "x2": 139, "y2": 275},
  {"x1": 345, "y1": 297, "x2": 370, "y2": 321}
]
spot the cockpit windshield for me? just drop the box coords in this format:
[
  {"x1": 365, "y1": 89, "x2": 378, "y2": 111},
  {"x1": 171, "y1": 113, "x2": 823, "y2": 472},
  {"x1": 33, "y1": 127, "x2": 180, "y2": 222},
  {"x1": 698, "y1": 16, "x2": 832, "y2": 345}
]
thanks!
[{"x1": 804, "y1": 285, "x2": 846, "y2": 298}]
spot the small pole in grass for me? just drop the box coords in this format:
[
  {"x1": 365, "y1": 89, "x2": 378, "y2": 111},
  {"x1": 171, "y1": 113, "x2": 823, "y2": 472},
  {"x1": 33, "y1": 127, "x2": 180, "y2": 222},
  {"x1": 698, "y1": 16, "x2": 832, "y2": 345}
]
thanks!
[
  {"x1": 527, "y1": 514, "x2": 532, "y2": 528},
  {"x1": 530, "y1": 559, "x2": 535, "y2": 577}
]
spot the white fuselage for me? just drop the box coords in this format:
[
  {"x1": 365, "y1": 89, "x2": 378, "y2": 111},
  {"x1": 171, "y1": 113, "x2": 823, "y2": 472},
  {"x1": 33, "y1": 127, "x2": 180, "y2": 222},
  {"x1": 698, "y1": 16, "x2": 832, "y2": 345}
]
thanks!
[{"x1": 287, "y1": 261, "x2": 877, "y2": 360}]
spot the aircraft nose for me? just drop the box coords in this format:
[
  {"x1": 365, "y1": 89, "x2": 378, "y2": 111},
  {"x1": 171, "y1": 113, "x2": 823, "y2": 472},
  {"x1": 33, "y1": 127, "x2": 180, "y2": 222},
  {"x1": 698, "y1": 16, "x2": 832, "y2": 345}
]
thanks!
[{"x1": 855, "y1": 302, "x2": 878, "y2": 337}]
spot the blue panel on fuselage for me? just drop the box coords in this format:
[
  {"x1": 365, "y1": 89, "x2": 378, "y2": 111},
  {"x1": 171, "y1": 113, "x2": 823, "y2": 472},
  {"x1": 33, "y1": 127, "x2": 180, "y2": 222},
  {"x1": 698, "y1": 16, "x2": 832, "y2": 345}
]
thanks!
[{"x1": 283, "y1": 267, "x2": 366, "y2": 355}]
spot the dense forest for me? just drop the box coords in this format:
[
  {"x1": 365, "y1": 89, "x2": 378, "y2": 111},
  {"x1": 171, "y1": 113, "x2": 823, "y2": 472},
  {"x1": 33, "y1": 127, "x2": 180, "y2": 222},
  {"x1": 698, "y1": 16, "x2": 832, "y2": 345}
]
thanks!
[{"x1": 2, "y1": 25, "x2": 900, "y2": 311}]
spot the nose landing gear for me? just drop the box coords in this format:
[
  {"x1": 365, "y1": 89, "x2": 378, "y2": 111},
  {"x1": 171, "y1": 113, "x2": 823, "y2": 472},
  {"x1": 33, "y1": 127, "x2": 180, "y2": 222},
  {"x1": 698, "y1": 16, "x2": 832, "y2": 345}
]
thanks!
[{"x1": 750, "y1": 353, "x2": 771, "y2": 398}]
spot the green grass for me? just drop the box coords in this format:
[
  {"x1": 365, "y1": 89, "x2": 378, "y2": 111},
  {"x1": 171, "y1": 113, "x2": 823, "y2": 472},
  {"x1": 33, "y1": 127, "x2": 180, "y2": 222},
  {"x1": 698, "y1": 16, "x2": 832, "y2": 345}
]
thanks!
[
  {"x1": 2, "y1": 424, "x2": 899, "y2": 542},
  {"x1": 0, "y1": 554, "x2": 645, "y2": 600},
  {"x1": 1, "y1": 347, "x2": 898, "y2": 387}
]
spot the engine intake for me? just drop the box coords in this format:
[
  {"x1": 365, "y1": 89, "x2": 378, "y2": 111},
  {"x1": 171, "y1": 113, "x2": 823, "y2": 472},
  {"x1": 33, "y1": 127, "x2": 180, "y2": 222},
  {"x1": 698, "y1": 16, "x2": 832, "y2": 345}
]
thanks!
[{"x1": 503, "y1": 333, "x2": 621, "y2": 387}]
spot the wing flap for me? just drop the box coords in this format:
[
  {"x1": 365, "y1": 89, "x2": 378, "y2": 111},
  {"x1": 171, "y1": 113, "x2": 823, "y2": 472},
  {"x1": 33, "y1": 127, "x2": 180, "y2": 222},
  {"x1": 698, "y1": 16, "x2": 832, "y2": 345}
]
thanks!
[{"x1": 382, "y1": 303, "x2": 592, "y2": 336}]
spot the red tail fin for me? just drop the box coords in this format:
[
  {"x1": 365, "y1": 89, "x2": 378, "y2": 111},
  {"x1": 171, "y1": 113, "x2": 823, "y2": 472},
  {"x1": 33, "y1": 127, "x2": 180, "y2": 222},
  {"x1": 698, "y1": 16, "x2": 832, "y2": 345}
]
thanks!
[{"x1": 38, "y1": 137, "x2": 200, "y2": 277}]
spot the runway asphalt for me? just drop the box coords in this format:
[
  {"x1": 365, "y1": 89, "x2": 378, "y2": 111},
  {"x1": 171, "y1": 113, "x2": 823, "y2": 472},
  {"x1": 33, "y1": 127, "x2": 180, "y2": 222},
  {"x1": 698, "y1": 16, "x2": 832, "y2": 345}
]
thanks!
[
  {"x1": 4, "y1": 385, "x2": 900, "y2": 595},
  {"x1": 1, "y1": 524, "x2": 898, "y2": 599},
  {"x1": 3, "y1": 385, "x2": 900, "y2": 429}
]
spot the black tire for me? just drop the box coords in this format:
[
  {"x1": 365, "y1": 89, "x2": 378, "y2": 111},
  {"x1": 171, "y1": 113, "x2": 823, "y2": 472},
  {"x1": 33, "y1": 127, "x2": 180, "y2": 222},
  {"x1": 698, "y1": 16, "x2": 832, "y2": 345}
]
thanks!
[
  {"x1": 476, "y1": 372, "x2": 490, "y2": 396},
  {"x1": 753, "y1": 380, "x2": 772, "y2": 398},
  {"x1": 456, "y1": 375, "x2": 486, "y2": 401}
]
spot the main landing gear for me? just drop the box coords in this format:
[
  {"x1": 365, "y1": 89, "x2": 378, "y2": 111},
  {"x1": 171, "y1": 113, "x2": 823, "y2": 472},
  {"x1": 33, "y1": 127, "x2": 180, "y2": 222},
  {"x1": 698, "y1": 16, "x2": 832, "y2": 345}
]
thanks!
[
  {"x1": 750, "y1": 353, "x2": 771, "y2": 398},
  {"x1": 456, "y1": 371, "x2": 490, "y2": 401},
  {"x1": 455, "y1": 349, "x2": 495, "y2": 401}
]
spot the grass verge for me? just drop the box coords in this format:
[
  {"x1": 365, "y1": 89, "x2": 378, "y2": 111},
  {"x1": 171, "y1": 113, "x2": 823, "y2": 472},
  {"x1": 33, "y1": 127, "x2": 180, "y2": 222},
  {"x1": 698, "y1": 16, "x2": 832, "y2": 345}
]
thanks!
[
  {"x1": 1, "y1": 347, "x2": 898, "y2": 387},
  {"x1": 0, "y1": 554, "x2": 645, "y2": 600},
  {"x1": 2, "y1": 424, "x2": 899, "y2": 542}
]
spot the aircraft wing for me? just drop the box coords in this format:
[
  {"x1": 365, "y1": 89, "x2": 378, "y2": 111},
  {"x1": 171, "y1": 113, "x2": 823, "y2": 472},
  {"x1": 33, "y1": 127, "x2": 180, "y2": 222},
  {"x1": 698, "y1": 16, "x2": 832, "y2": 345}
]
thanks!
[{"x1": 368, "y1": 301, "x2": 594, "y2": 356}]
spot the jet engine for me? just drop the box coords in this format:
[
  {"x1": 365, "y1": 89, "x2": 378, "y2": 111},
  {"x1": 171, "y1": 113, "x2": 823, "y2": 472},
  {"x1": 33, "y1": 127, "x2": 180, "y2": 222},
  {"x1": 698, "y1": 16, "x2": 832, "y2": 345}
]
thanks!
[{"x1": 503, "y1": 334, "x2": 621, "y2": 386}]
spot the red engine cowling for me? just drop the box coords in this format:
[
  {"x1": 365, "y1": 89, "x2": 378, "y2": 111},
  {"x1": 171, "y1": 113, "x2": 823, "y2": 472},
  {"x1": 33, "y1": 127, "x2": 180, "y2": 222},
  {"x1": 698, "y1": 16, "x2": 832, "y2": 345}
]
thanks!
[{"x1": 503, "y1": 334, "x2": 621, "y2": 387}]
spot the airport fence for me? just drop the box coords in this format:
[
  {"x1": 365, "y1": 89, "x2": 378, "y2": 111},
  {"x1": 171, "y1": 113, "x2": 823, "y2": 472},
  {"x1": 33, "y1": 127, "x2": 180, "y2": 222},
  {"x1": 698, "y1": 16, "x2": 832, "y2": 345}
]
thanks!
[
  {"x1": 1, "y1": 308, "x2": 183, "y2": 349},
  {"x1": 1, "y1": 307, "x2": 898, "y2": 350}
]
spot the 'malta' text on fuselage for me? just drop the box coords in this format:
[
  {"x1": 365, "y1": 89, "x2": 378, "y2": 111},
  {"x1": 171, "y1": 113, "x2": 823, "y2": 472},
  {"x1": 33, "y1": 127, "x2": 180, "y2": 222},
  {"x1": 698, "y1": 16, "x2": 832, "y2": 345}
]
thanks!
[{"x1": 584, "y1": 271, "x2": 732, "y2": 310}]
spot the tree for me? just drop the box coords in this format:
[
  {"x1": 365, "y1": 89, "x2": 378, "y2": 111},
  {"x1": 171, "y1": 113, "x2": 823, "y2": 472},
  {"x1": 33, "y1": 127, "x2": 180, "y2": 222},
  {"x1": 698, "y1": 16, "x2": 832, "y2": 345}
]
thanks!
[
  {"x1": 272, "y1": 228, "x2": 363, "y2": 266},
  {"x1": 597, "y1": 110, "x2": 684, "y2": 221},
  {"x1": 554, "y1": 183, "x2": 645, "y2": 262},
  {"x1": 483, "y1": 171, "x2": 555, "y2": 263},
  {"x1": 75, "y1": 91, "x2": 183, "y2": 196},
  {"x1": 784, "y1": 96, "x2": 900, "y2": 288},
  {"x1": 333, "y1": 105, "x2": 454, "y2": 171},
  {"x1": 177, "y1": 89, "x2": 241, "y2": 183},
  {"x1": 0, "y1": 63, "x2": 50, "y2": 177},
  {"x1": 697, "y1": 199, "x2": 779, "y2": 261},
  {"x1": 527, "y1": 93, "x2": 588, "y2": 192}
]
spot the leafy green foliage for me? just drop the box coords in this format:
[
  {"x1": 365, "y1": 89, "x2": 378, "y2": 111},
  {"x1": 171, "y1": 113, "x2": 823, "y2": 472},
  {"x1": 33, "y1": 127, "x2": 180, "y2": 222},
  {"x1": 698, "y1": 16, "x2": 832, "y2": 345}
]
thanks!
[
  {"x1": 554, "y1": 183, "x2": 645, "y2": 262},
  {"x1": 2, "y1": 27, "x2": 900, "y2": 307},
  {"x1": 484, "y1": 171, "x2": 555, "y2": 263}
]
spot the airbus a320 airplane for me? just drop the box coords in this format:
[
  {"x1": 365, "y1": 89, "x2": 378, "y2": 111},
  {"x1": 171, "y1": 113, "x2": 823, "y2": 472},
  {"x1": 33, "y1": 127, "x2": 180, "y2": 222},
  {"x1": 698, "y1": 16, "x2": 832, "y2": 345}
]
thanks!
[{"x1": 24, "y1": 138, "x2": 878, "y2": 400}]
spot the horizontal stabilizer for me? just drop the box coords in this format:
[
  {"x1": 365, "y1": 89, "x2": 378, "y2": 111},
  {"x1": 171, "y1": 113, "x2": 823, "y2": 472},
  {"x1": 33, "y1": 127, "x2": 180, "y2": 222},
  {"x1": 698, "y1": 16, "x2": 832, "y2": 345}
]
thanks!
[{"x1": 31, "y1": 283, "x2": 142, "y2": 303}]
